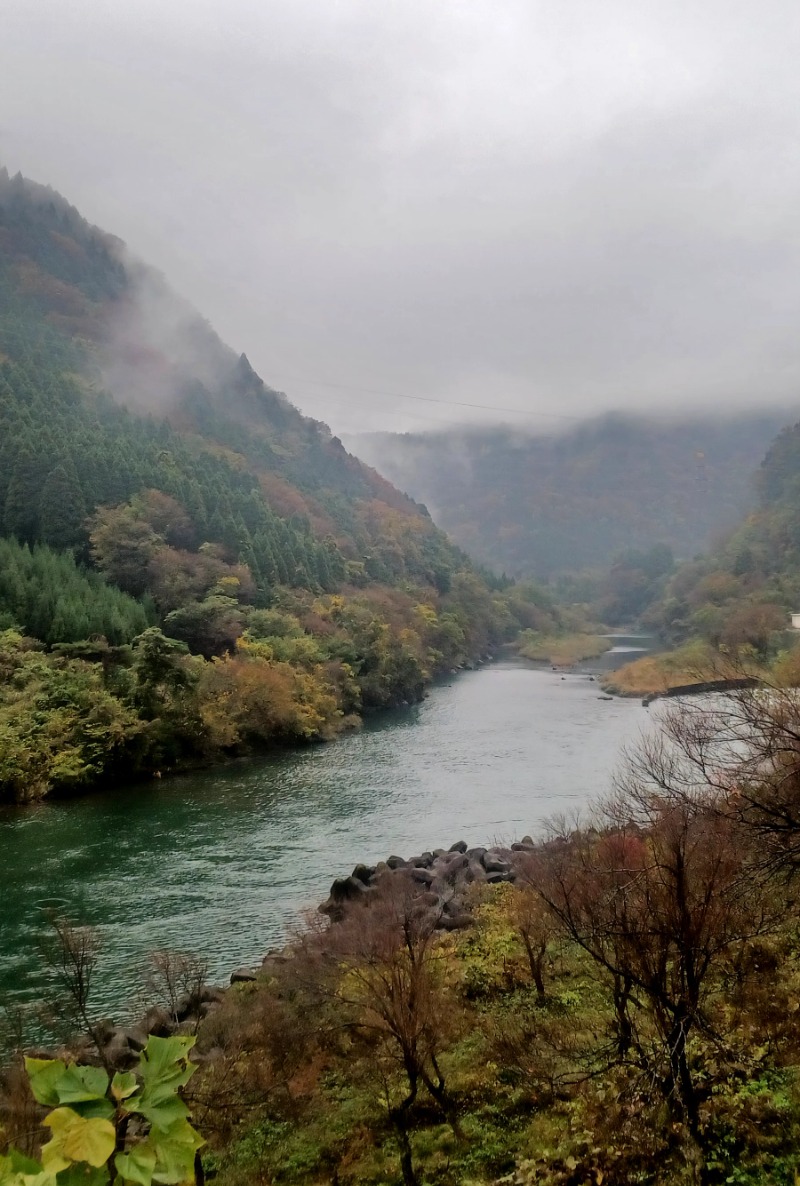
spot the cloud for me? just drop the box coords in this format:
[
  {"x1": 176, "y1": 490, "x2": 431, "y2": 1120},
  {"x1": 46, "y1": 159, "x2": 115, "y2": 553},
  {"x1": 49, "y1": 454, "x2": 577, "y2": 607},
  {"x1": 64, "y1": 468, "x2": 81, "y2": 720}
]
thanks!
[{"x1": 2, "y1": 0, "x2": 800, "y2": 431}]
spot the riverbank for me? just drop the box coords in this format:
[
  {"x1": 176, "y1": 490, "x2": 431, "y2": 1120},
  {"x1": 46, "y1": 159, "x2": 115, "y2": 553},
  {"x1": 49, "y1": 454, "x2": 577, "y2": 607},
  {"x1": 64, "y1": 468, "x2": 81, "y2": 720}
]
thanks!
[
  {"x1": 600, "y1": 639, "x2": 766, "y2": 697},
  {"x1": 12, "y1": 805, "x2": 800, "y2": 1186},
  {"x1": 0, "y1": 660, "x2": 649, "y2": 1016}
]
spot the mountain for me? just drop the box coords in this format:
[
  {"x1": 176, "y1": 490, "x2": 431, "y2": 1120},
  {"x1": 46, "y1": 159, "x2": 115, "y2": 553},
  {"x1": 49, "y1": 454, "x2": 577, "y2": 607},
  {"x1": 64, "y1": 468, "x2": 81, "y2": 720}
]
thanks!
[
  {"x1": 350, "y1": 412, "x2": 794, "y2": 579},
  {"x1": 638, "y1": 417, "x2": 800, "y2": 656},
  {"x1": 0, "y1": 169, "x2": 556, "y2": 801},
  {"x1": 0, "y1": 167, "x2": 466, "y2": 594}
]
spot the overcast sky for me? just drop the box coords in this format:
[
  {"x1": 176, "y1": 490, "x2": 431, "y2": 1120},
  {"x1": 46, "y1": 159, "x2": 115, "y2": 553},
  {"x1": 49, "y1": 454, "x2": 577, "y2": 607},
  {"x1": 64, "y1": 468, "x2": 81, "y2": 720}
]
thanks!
[{"x1": 3, "y1": 0, "x2": 800, "y2": 433}]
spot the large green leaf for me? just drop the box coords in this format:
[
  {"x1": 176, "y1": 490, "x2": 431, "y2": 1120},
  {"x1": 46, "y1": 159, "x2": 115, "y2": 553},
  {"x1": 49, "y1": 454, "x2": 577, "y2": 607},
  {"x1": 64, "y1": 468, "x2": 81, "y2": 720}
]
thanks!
[
  {"x1": 24, "y1": 1059, "x2": 68, "y2": 1108},
  {"x1": 52, "y1": 1066, "x2": 109, "y2": 1106},
  {"x1": 63, "y1": 1101, "x2": 114, "y2": 1123},
  {"x1": 113, "y1": 1146, "x2": 156, "y2": 1186},
  {"x1": 0, "y1": 1151, "x2": 54, "y2": 1186},
  {"x1": 126, "y1": 1036, "x2": 196, "y2": 1133},
  {"x1": 55, "y1": 1165, "x2": 110, "y2": 1186},
  {"x1": 138, "y1": 1037, "x2": 196, "y2": 1077},
  {"x1": 0, "y1": 1153, "x2": 52, "y2": 1186},
  {"x1": 24, "y1": 1060, "x2": 110, "y2": 1116},
  {"x1": 5, "y1": 1153, "x2": 42, "y2": 1176},
  {"x1": 149, "y1": 1120, "x2": 204, "y2": 1186},
  {"x1": 125, "y1": 1094, "x2": 189, "y2": 1134}
]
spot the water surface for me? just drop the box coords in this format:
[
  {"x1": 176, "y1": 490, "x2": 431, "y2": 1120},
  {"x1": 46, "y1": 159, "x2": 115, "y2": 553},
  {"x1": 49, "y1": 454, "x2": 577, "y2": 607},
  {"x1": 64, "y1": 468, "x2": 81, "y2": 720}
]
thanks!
[{"x1": 0, "y1": 657, "x2": 654, "y2": 1015}]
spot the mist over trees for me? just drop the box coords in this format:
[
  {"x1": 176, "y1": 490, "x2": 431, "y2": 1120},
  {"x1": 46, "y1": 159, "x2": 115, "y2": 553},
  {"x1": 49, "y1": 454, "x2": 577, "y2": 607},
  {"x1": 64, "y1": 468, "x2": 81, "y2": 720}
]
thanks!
[{"x1": 352, "y1": 415, "x2": 791, "y2": 580}]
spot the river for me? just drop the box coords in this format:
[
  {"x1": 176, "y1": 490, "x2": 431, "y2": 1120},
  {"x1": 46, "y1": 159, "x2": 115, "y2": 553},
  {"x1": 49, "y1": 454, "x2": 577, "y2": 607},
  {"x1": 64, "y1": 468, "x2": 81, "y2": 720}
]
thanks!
[{"x1": 0, "y1": 644, "x2": 655, "y2": 1018}]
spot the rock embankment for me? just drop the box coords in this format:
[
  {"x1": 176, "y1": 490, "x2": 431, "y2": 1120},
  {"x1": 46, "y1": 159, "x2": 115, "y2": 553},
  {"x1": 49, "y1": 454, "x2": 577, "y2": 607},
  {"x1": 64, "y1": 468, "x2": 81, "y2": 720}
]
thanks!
[
  {"x1": 35, "y1": 839, "x2": 537, "y2": 1070},
  {"x1": 641, "y1": 677, "x2": 760, "y2": 706},
  {"x1": 318, "y1": 837, "x2": 535, "y2": 930}
]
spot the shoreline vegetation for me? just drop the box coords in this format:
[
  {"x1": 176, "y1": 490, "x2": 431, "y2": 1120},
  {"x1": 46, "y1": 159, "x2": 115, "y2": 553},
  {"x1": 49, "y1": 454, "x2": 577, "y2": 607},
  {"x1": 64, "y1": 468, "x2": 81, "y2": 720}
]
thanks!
[
  {"x1": 0, "y1": 575, "x2": 566, "y2": 806},
  {"x1": 515, "y1": 629, "x2": 611, "y2": 667},
  {"x1": 600, "y1": 638, "x2": 773, "y2": 698},
  {"x1": 8, "y1": 684, "x2": 800, "y2": 1185}
]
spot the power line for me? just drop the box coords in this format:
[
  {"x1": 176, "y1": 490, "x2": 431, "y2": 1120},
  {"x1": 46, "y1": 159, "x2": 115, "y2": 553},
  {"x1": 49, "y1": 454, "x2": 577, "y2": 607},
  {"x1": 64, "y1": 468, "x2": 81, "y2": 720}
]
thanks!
[{"x1": 269, "y1": 373, "x2": 583, "y2": 423}]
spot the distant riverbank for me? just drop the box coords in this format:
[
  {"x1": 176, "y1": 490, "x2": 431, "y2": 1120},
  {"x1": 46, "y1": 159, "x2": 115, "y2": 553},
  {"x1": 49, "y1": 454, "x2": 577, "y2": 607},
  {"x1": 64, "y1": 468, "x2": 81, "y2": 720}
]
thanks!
[{"x1": 516, "y1": 629, "x2": 611, "y2": 666}]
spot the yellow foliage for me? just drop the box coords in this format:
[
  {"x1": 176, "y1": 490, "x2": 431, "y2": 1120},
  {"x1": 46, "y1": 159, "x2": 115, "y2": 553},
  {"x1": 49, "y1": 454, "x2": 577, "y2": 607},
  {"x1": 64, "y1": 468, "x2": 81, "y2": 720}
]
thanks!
[
  {"x1": 414, "y1": 603, "x2": 438, "y2": 626},
  {"x1": 197, "y1": 654, "x2": 343, "y2": 749}
]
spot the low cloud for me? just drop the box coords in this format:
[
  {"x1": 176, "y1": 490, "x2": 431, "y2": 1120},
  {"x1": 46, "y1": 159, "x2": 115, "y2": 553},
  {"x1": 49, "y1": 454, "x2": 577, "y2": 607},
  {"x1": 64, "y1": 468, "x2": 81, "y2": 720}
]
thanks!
[{"x1": 2, "y1": 0, "x2": 800, "y2": 432}]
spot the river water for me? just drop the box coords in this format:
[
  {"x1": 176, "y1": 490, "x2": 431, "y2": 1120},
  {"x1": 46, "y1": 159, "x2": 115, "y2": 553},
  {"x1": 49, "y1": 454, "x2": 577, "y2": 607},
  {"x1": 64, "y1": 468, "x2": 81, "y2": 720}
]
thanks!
[{"x1": 0, "y1": 645, "x2": 655, "y2": 1017}]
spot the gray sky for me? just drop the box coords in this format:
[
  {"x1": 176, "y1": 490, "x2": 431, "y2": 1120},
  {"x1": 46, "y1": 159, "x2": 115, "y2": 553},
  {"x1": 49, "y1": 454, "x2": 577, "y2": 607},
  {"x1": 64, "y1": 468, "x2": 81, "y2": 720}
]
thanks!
[{"x1": 3, "y1": 0, "x2": 800, "y2": 433}]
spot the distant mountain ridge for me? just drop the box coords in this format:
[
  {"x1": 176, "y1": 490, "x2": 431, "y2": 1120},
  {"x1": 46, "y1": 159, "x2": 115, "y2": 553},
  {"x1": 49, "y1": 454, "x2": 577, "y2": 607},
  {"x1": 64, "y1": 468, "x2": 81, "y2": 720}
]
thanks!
[{"x1": 350, "y1": 412, "x2": 795, "y2": 578}]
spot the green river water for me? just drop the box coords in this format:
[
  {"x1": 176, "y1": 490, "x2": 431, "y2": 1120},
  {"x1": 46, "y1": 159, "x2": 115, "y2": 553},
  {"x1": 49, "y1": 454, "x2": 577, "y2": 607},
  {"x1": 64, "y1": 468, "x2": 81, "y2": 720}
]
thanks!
[{"x1": 0, "y1": 645, "x2": 655, "y2": 1018}]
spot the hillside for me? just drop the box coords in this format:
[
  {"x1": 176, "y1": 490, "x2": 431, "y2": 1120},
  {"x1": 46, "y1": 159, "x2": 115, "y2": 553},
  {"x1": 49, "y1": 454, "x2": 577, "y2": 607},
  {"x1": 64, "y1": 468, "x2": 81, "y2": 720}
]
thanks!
[
  {"x1": 636, "y1": 418, "x2": 800, "y2": 653},
  {"x1": 350, "y1": 414, "x2": 793, "y2": 579},
  {"x1": 0, "y1": 169, "x2": 558, "y2": 801}
]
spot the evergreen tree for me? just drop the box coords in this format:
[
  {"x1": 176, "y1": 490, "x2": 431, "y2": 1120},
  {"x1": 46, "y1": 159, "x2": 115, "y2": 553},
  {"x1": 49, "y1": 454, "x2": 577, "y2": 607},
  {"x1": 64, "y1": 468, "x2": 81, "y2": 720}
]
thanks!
[{"x1": 38, "y1": 462, "x2": 87, "y2": 550}]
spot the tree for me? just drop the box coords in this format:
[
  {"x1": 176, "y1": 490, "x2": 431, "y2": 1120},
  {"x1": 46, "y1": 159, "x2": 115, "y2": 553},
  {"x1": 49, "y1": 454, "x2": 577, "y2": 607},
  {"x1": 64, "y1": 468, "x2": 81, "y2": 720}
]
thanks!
[
  {"x1": 645, "y1": 681, "x2": 800, "y2": 877},
  {"x1": 130, "y1": 627, "x2": 193, "y2": 719},
  {"x1": 163, "y1": 596, "x2": 244, "y2": 659},
  {"x1": 38, "y1": 463, "x2": 86, "y2": 551},
  {"x1": 321, "y1": 875, "x2": 464, "y2": 1184},
  {"x1": 536, "y1": 780, "x2": 775, "y2": 1136},
  {"x1": 89, "y1": 504, "x2": 161, "y2": 598}
]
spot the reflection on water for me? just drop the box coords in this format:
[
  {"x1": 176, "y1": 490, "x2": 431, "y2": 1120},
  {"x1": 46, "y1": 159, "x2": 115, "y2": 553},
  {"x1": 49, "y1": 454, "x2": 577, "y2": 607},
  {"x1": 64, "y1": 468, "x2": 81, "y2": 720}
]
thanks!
[{"x1": 0, "y1": 658, "x2": 655, "y2": 1015}]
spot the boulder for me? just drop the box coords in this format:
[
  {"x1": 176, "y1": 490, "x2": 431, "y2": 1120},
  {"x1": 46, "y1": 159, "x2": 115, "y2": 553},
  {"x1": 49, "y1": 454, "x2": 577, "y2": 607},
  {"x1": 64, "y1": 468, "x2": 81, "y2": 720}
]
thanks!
[
  {"x1": 411, "y1": 867, "x2": 436, "y2": 886},
  {"x1": 104, "y1": 1033, "x2": 139, "y2": 1070},
  {"x1": 386, "y1": 855, "x2": 407, "y2": 870},
  {"x1": 434, "y1": 854, "x2": 468, "y2": 885},
  {"x1": 439, "y1": 912, "x2": 474, "y2": 931},
  {"x1": 199, "y1": 985, "x2": 226, "y2": 1004},
  {"x1": 482, "y1": 852, "x2": 512, "y2": 874},
  {"x1": 230, "y1": 967, "x2": 259, "y2": 984},
  {"x1": 448, "y1": 840, "x2": 468, "y2": 853},
  {"x1": 141, "y1": 1006, "x2": 173, "y2": 1037},
  {"x1": 320, "y1": 874, "x2": 372, "y2": 920},
  {"x1": 120, "y1": 1027, "x2": 147, "y2": 1052}
]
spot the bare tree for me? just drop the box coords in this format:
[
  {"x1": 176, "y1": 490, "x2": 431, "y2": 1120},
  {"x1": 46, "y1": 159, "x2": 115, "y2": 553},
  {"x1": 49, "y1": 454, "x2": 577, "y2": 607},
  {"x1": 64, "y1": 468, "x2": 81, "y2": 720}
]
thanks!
[
  {"x1": 511, "y1": 858, "x2": 561, "y2": 1000},
  {"x1": 38, "y1": 914, "x2": 109, "y2": 1067},
  {"x1": 628, "y1": 680, "x2": 800, "y2": 876},
  {"x1": 144, "y1": 948, "x2": 209, "y2": 1029},
  {"x1": 536, "y1": 786, "x2": 776, "y2": 1137},
  {"x1": 321, "y1": 875, "x2": 464, "y2": 1186}
]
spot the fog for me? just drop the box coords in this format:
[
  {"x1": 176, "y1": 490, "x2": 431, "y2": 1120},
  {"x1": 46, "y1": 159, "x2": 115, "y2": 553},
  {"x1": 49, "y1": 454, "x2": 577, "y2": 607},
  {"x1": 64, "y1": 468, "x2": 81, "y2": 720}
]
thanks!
[{"x1": 3, "y1": 0, "x2": 800, "y2": 433}]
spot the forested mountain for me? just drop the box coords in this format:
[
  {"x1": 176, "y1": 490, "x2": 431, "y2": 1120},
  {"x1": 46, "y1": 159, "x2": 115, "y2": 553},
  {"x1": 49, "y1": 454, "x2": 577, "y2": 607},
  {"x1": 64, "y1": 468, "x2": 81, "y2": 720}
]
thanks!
[
  {"x1": 637, "y1": 418, "x2": 800, "y2": 655},
  {"x1": 0, "y1": 168, "x2": 464, "y2": 595},
  {"x1": 0, "y1": 168, "x2": 557, "y2": 801},
  {"x1": 351, "y1": 413, "x2": 792, "y2": 578}
]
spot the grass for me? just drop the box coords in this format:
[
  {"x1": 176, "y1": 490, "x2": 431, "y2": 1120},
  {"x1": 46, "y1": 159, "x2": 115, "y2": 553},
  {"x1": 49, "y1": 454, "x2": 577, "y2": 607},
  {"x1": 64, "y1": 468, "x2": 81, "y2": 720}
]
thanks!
[
  {"x1": 517, "y1": 631, "x2": 611, "y2": 666},
  {"x1": 600, "y1": 639, "x2": 760, "y2": 696}
]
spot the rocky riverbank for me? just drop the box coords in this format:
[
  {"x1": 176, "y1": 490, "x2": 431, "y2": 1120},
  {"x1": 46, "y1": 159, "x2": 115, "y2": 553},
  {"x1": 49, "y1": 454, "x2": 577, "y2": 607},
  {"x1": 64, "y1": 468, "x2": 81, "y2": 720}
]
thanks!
[{"x1": 30, "y1": 838, "x2": 537, "y2": 1071}]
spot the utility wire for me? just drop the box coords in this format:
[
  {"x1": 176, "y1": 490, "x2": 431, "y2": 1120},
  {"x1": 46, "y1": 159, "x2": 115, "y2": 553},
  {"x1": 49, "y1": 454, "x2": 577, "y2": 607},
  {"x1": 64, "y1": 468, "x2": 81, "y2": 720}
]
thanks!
[{"x1": 270, "y1": 374, "x2": 583, "y2": 423}]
